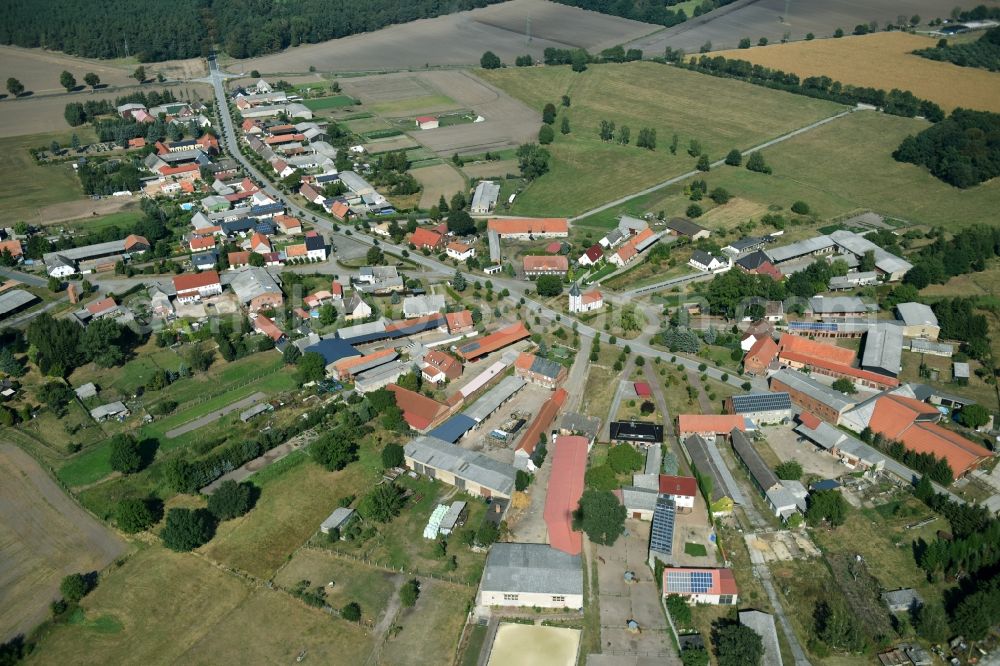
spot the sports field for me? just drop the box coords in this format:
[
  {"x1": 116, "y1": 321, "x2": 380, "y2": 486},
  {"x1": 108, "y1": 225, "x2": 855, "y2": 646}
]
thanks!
[
  {"x1": 712, "y1": 32, "x2": 1000, "y2": 113},
  {"x1": 576, "y1": 111, "x2": 1000, "y2": 230},
  {"x1": 477, "y1": 61, "x2": 846, "y2": 217}
]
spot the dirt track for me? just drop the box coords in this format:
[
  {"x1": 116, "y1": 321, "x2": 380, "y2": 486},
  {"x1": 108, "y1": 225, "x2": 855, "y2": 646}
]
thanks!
[
  {"x1": 0, "y1": 444, "x2": 126, "y2": 641},
  {"x1": 231, "y1": 0, "x2": 660, "y2": 74}
]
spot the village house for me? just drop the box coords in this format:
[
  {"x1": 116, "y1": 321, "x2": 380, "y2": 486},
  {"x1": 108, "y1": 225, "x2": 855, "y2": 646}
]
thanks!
[
  {"x1": 446, "y1": 241, "x2": 476, "y2": 262},
  {"x1": 172, "y1": 270, "x2": 223, "y2": 303},
  {"x1": 487, "y1": 218, "x2": 569, "y2": 240},
  {"x1": 422, "y1": 349, "x2": 463, "y2": 383},
  {"x1": 523, "y1": 255, "x2": 569, "y2": 276}
]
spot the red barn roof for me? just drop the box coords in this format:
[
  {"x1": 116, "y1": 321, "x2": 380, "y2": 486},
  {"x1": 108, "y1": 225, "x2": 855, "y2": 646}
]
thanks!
[
  {"x1": 658, "y1": 475, "x2": 698, "y2": 497},
  {"x1": 543, "y1": 434, "x2": 588, "y2": 555},
  {"x1": 387, "y1": 383, "x2": 448, "y2": 431}
]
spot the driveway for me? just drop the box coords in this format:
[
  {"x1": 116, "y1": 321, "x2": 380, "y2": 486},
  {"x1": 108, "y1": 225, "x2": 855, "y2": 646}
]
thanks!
[{"x1": 164, "y1": 391, "x2": 267, "y2": 439}]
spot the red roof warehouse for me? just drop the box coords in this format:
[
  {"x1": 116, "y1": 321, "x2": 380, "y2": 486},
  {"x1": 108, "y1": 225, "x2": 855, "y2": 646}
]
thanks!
[{"x1": 544, "y1": 435, "x2": 589, "y2": 556}]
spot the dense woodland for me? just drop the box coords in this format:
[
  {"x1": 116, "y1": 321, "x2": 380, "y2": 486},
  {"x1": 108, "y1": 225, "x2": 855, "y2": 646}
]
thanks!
[
  {"x1": 1, "y1": 0, "x2": 504, "y2": 61},
  {"x1": 893, "y1": 109, "x2": 1000, "y2": 188},
  {"x1": 915, "y1": 27, "x2": 1000, "y2": 71},
  {"x1": 551, "y1": 0, "x2": 738, "y2": 27}
]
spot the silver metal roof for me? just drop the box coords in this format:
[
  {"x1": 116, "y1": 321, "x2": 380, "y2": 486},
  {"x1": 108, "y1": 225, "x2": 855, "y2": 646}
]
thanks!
[
  {"x1": 464, "y1": 375, "x2": 526, "y2": 423},
  {"x1": 0, "y1": 289, "x2": 38, "y2": 316},
  {"x1": 896, "y1": 302, "x2": 938, "y2": 328},
  {"x1": 405, "y1": 435, "x2": 516, "y2": 496},
  {"x1": 765, "y1": 235, "x2": 835, "y2": 264},
  {"x1": 471, "y1": 180, "x2": 500, "y2": 212},
  {"x1": 481, "y1": 543, "x2": 583, "y2": 595},
  {"x1": 861, "y1": 324, "x2": 903, "y2": 375},
  {"x1": 829, "y1": 229, "x2": 913, "y2": 276},
  {"x1": 402, "y1": 294, "x2": 446, "y2": 318}
]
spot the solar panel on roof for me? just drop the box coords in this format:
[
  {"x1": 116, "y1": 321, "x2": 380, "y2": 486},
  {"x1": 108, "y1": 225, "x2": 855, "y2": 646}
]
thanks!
[
  {"x1": 649, "y1": 497, "x2": 676, "y2": 556},
  {"x1": 731, "y1": 392, "x2": 791, "y2": 414}
]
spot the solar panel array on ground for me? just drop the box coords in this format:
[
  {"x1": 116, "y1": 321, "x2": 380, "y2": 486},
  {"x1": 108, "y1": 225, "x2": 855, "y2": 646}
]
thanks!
[
  {"x1": 665, "y1": 570, "x2": 713, "y2": 595},
  {"x1": 649, "y1": 497, "x2": 676, "y2": 557},
  {"x1": 730, "y1": 392, "x2": 792, "y2": 414}
]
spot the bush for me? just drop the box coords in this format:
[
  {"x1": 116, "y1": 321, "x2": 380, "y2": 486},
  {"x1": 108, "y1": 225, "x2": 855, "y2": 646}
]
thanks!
[
  {"x1": 115, "y1": 498, "x2": 157, "y2": 533},
  {"x1": 791, "y1": 200, "x2": 810, "y2": 215},
  {"x1": 400, "y1": 579, "x2": 420, "y2": 607},
  {"x1": 60, "y1": 573, "x2": 91, "y2": 603},
  {"x1": 161, "y1": 508, "x2": 215, "y2": 551},
  {"x1": 585, "y1": 464, "x2": 618, "y2": 491},
  {"x1": 381, "y1": 442, "x2": 405, "y2": 469},
  {"x1": 608, "y1": 444, "x2": 644, "y2": 474},
  {"x1": 775, "y1": 460, "x2": 803, "y2": 480},
  {"x1": 515, "y1": 469, "x2": 532, "y2": 491},
  {"x1": 108, "y1": 433, "x2": 142, "y2": 474},
  {"x1": 207, "y1": 480, "x2": 254, "y2": 521},
  {"x1": 686, "y1": 204, "x2": 703, "y2": 218},
  {"x1": 341, "y1": 601, "x2": 361, "y2": 622}
]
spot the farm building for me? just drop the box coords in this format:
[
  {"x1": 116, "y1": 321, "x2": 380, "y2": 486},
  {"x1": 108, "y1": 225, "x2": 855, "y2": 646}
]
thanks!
[
  {"x1": 730, "y1": 429, "x2": 805, "y2": 519},
  {"x1": 795, "y1": 414, "x2": 886, "y2": 472},
  {"x1": 514, "y1": 352, "x2": 567, "y2": 389},
  {"x1": 320, "y1": 508, "x2": 355, "y2": 535},
  {"x1": 615, "y1": 486, "x2": 659, "y2": 521},
  {"x1": 769, "y1": 369, "x2": 856, "y2": 426},
  {"x1": 0, "y1": 290, "x2": 39, "y2": 320},
  {"x1": 421, "y1": 349, "x2": 462, "y2": 383},
  {"x1": 683, "y1": 435, "x2": 735, "y2": 515},
  {"x1": 173, "y1": 270, "x2": 223, "y2": 303},
  {"x1": 724, "y1": 392, "x2": 792, "y2": 425},
  {"x1": 544, "y1": 435, "x2": 589, "y2": 555},
  {"x1": 677, "y1": 415, "x2": 747, "y2": 439},
  {"x1": 445, "y1": 310, "x2": 474, "y2": 334},
  {"x1": 895, "y1": 302, "x2": 940, "y2": 340},
  {"x1": 404, "y1": 435, "x2": 516, "y2": 499},
  {"x1": 477, "y1": 543, "x2": 583, "y2": 610},
  {"x1": 882, "y1": 588, "x2": 924, "y2": 613},
  {"x1": 523, "y1": 255, "x2": 569, "y2": 276},
  {"x1": 415, "y1": 116, "x2": 439, "y2": 130},
  {"x1": 90, "y1": 401, "x2": 129, "y2": 422},
  {"x1": 438, "y1": 501, "x2": 468, "y2": 536},
  {"x1": 456, "y1": 322, "x2": 530, "y2": 361},
  {"x1": 648, "y1": 497, "x2": 677, "y2": 566},
  {"x1": 487, "y1": 218, "x2": 568, "y2": 239},
  {"x1": 739, "y1": 611, "x2": 782, "y2": 666},
  {"x1": 665, "y1": 218, "x2": 710, "y2": 240},
  {"x1": 470, "y1": 181, "x2": 501, "y2": 215},
  {"x1": 402, "y1": 294, "x2": 446, "y2": 318},
  {"x1": 662, "y1": 568, "x2": 738, "y2": 605},
  {"x1": 689, "y1": 251, "x2": 731, "y2": 273},
  {"x1": 386, "y1": 383, "x2": 449, "y2": 432}
]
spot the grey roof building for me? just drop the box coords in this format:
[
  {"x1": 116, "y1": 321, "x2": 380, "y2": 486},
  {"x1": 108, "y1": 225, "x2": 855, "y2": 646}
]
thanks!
[
  {"x1": 765, "y1": 235, "x2": 835, "y2": 264},
  {"x1": 90, "y1": 401, "x2": 129, "y2": 421},
  {"x1": 769, "y1": 369, "x2": 856, "y2": 415},
  {"x1": 478, "y1": 543, "x2": 583, "y2": 603},
  {"x1": 666, "y1": 217, "x2": 709, "y2": 238},
  {"x1": 861, "y1": 324, "x2": 904, "y2": 377},
  {"x1": 830, "y1": 229, "x2": 913, "y2": 279},
  {"x1": 470, "y1": 180, "x2": 501, "y2": 215},
  {"x1": 464, "y1": 376, "x2": 526, "y2": 423},
  {"x1": 402, "y1": 294, "x2": 446, "y2": 318},
  {"x1": 896, "y1": 302, "x2": 938, "y2": 329},
  {"x1": 229, "y1": 268, "x2": 282, "y2": 305},
  {"x1": 882, "y1": 588, "x2": 924, "y2": 613},
  {"x1": 320, "y1": 507, "x2": 355, "y2": 534},
  {"x1": 808, "y1": 296, "x2": 877, "y2": 317},
  {"x1": 405, "y1": 435, "x2": 516, "y2": 497},
  {"x1": 354, "y1": 360, "x2": 408, "y2": 393},
  {"x1": 0, "y1": 289, "x2": 39, "y2": 319},
  {"x1": 739, "y1": 610, "x2": 782, "y2": 666}
]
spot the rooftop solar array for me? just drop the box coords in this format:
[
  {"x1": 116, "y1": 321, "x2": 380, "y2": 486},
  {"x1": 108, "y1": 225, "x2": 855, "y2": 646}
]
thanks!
[
  {"x1": 730, "y1": 392, "x2": 792, "y2": 414},
  {"x1": 665, "y1": 570, "x2": 713, "y2": 595},
  {"x1": 649, "y1": 497, "x2": 676, "y2": 556},
  {"x1": 789, "y1": 321, "x2": 838, "y2": 332}
]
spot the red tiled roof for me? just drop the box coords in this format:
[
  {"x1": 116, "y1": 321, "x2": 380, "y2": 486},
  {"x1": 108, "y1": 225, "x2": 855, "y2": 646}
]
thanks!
[
  {"x1": 275, "y1": 214, "x2": 301, "y2": 230},
  {"x1": 658, "y1": 475, "x2": 698, "y2": 497},
  {"x1": 124, "y1": 235, "x2": 149, "y2": 250},
  {"x1": 744, "y1": 336, "x2": 779, "y2": 373},
  {"x1": 159, "y1": 163, "x2": 200, "y2": 177},
  {"x1": 173, "y1": 270, "x2": 220, "y2": 292},
  {"x1": 331, "y1": 281, "x2": 343, "y2": 297},
  {"x1": 456, "y1": 321, "x2": 530, "y2": 361},
  {"x1": 754, "y1": 261, "x2": 783, "y2": 281},
  {"x1": 0, "y1": 240, "x2": 23, "y2": 257},
  {"x1": 387, "y1": 383, "x2": 447, "y2": 431},
  {"x1": 85, "y1": 296, "x2": 116, "y2": 315},
  {"x1": 583, "y1": 244, "x2": 603, "y2": 262},
  {"x1": 779, "y1": 350, "x2": 899, "y2": 388},
  {"x1": 330, "y1": 201, "x2": 350, "y2": 219},
  {"x1": 189, "y1": 236, "x2": 215, "y2": 251},
  {"x1": 250, "y1": 232, "x2": 271, "y2": 251},
  {"x1": 127, "y1": 137, "x2": 146, "y2": 148},
  {"x1": 423, "y1": 349, "x2": 462, "y2": 379},
  {"x1": 678, "y1": 414, "x2": 746, "y2": 435},
  {"x1": 228, "y1": 251, "x2": 250, "y2": 266},
  {"x1": 410, "y1": 227, "x2": 443, "y2": 248},
  {"x1": 517, "y1": 389, "x2": 567, "y2": 457},
  {"x1": 193, "y1": 225, "x2": 222, "y2": 237},
  {"x1": 543, "y1": 433, "x2": 587, "y2": 555},
  {"x1": 446, "y1": 310, "x2": 474, "y2": 332},
  {"x1": 333, "y1": 348, "x2": 396, "y2": 378},
  {"x1": 778, "y1": 334, "x2": 856, "y2": 366},
  {"x1": 416, "y1": 116, "x2": 437, "y2": 123},
  {"x1": 614, "y1": 243, "x2": 638, "y2": 263},
  {"x1": 582, "y1": 290, "x2": 602, "y2": 305},
  {"x1": 447, "y1": 241, "x2": 473, "y2": 254},
  {"x1": 545, "y1": 241, "x2": 562, "y2": 253},
  {"x1": 869, "y1": 394, "x2": 941, "y2": 440},
  {"x1": 798, "y1": 412, "x2": 821, "y2": 430},
  {"x1": 634, "y1": 382, "x2": 652, "y2": 397},
  {"x1": 899, "y1": 422, "x2": 992, "y2": 477},
  {"x1": 487, "y1": 218, "x2": 569, "y2": 235},
  {"x1": 253, "y1": 315, "x2": 284, "y2": 342},
  {"x1": 523, "y1": 255, "x2": 568, "y2": 272},
  {"x1": 285, "y1": 244, "x2": 307, "y2": 257}
]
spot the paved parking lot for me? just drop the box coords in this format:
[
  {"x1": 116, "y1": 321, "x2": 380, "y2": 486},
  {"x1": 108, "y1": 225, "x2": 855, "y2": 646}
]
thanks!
[{"x1": 593, "y1": 520, "x2": 675, "y2": 659}]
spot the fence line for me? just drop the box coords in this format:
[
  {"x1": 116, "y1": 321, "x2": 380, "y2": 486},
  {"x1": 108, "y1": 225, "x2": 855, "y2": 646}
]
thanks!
[{"x1": 300, "y1": 544, "x2": 476, "y2": 588}]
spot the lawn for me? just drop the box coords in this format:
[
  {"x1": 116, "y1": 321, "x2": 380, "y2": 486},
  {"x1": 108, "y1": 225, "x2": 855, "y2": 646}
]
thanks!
[
  {"x1": 476, "y1": 62, "x2": 845, "y2": 217},
  {"x1": 57, "y1": 207, "x2": 144, "y2": 234},
  {"x1": 0, "y1": 128, "x2": 96, "y2": 221},
  {"x1": 302, "y1": 95, "x2": 358, "y2": 111},
  {"x1": 578, "y1": 110, "x2": 1000, "y2": 230},
  {"x1": 683, "y1": 542, "x2": 708, "y2": 557},
  {"x1": 28, "y1": 547, "x2": 374, "y2": 666},
  {"x1": 201, "y1": 450, "x2": 377, "y2": 579},
  {"x1": 459, "y1": 623, "x2": 488, "y2": 666},
  {"x1": 274, "y1": 548, "x2": 399, "y2": 619}
]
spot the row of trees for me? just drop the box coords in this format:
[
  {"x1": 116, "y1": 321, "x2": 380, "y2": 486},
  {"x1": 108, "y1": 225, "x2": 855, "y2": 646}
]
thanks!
[
  {"x1": 550, "y1": 0, "x2": 739, "y2": 28},
  {"x1": 683, "y1": 55, "x2": 945, "y2": 122},
  {"x1": 914, "y1": 27, "x2": 1000, "y2": 71},
  {"x1": 596, "y1": 119, "x2": 656, "y2": 150}
]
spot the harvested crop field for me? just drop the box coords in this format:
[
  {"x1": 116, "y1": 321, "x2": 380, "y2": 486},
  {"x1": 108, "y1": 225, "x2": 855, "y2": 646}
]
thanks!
[
  {"x1": 0, "y1": 45, "x2": 205, "y2": 99},
  {"x1": 0, "y1": 83, "x2": 214, "y2": 137},
  {"x1": 365, "y1": 135, "x2": 420, "y2": 154},
  {"x1": 0, "y1": 444, "x2": 126, "y2": 641},
  {"x1": 230, "y1": 0, "x2": 659, "y2": 73},
  {"x1": 462, "y1": 159, "x2": 520, "y2": 179},
  {"x1": 412, "y1": 163, "x2": 467, "y2": 208},
  {"x1": 713, "y1": 32, "x2": 1000, "y2": 113},
  {"x1": 345, "y1": 70, "x2": 539, "y2": 156},
  {"x1": 626, "y1": 0, "x2": 960, "y2": 54}
]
